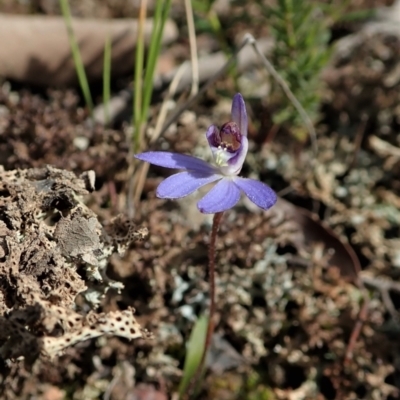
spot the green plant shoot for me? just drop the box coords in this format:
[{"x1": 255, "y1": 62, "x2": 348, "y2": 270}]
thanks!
[
  {"x1": 133, "y1": 0, "x2": 172, "y2": 153},
  {"x1": 59, "y1": 0, "x2": 94, "y2": 117},
  {"x1": 178, "y1": 315, "x2": 208, "y2": 398},
  {"x1": 103, "y1": 35, "x2": 112, "y2": 126}
]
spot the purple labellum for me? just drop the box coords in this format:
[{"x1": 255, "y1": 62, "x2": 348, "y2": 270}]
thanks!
[{"x1": 213, "y1": 122, "x2": 242, "y2": 152}]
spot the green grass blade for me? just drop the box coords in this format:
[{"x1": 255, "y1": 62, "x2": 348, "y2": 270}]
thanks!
[
  {"x1": 103, "y1": 35, "x2": 112, "y2": 125},
  {"x1": 132, "y1": 0, "x2": 171, "y2": 153},
  {"x1": 178, "y1": 315, "x2": 208, "y2": 398},
  {"x1": 141, "y1": 0, "x2": 172, "y2": 126},
  {"x1": 59, "y1": 0, "x2": 93, "y2": 116},
  {"x1": 133, "y1": 0, "x2": 147, "y2": 152},
  {"x1": 141, "y1": 0, "x2": 163, "y2": 118},
  {"x1": 143, "y1": 0, "x2": 164, "y2": 85}
]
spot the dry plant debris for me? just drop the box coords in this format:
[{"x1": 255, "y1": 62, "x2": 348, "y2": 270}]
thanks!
[{"x1": 0, "y1": 165, "x2": 149, "y2": 364}]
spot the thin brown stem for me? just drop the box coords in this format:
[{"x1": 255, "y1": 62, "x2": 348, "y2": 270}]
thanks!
[
  {"x1": 189, "y1": 211, "x2": 224, "y2": 397},
  {"x1": 203, "y1": 211, "x2": 223, "y2": 362}
]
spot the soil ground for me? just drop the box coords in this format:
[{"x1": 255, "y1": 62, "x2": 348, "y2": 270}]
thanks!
[{"x1": 1, "y1": 1, "x2": 400, "y2": 399}]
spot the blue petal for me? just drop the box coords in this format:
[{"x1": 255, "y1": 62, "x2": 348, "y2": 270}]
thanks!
[
  {"x1": 135, "y1": 152, "x2": 217, "y2": 174},
  {"x1": 197, "y1": 178, "x2": 241, "y2": 213},
  {"x1": 233, "y1": 177, "x2": 277, "y2": 210},
  {"x1": 231, "y1": 93, "x2": 248, "y2": 137},
  {"x1": 157, "y1": 171, "x2": 222, "y2": 199}
]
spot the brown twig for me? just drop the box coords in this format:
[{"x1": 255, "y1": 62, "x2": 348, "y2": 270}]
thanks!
[
  {"x1": 244, "y1": 33, "x2": 318, "y2": 157},
  {"x1": 183, "y1": 0, "x2": 199, "y2": 96},
  {"x1": 345, "y1": 114, "x2": 368, "y2": 174},
  {"x1": 107, "y1": 180, "x2": 119, "y2": 213},
  {"x1": 361, "y1": 274, "x2": 400, "y2": 321},
  {"x1": 361, "y1": 274, "x2": 400, "y2": 293},
  {"x1": 133, "y1": 64, "x2": 188, "y2": 205},
  {"x1": 344, "y1": 296, "x2": 369, "y2": 365},
  {"x1": 158, "y1": 35, "x2": 255, "y2": 139},
  {"x1": 343, "y1": 274, "x2": 370, "y2": 364},
  {"x1": 93, "y1": 37, "x2": 274, "y2": 125}
]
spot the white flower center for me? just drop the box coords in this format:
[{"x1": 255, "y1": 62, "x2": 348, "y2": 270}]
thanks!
[{"x1": 214, "y1": 146, "x2": 231, "y2": 166}]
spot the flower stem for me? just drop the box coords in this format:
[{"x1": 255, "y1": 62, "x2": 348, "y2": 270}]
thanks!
[{"x1": 189, "y1": 211, "x2": 224, "y2": 396}]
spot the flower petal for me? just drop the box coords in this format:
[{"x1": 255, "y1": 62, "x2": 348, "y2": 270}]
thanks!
[
  {"x1": 197, "y1": 178, "x2": 241, "y2": 213},
  {"x1": 157, "y1": 171, "x2": 222, "y2": 199},
  {"x1": 222, "y1": 135, "x2": 248, "y2": 176},
  {"x1": 135, "y1": 151, "x2": 217, "y2": 174},
  {"x1": 233, "y1": 177, "x2": 277, "y2": 210},
  {"x1": 231, "y1": 93, "x2": 248, "y2": 137}
]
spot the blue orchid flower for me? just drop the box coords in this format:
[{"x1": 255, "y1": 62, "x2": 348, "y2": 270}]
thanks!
[{"x1": 135, "y1": 93, "x2": 277, "y2": 213}]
